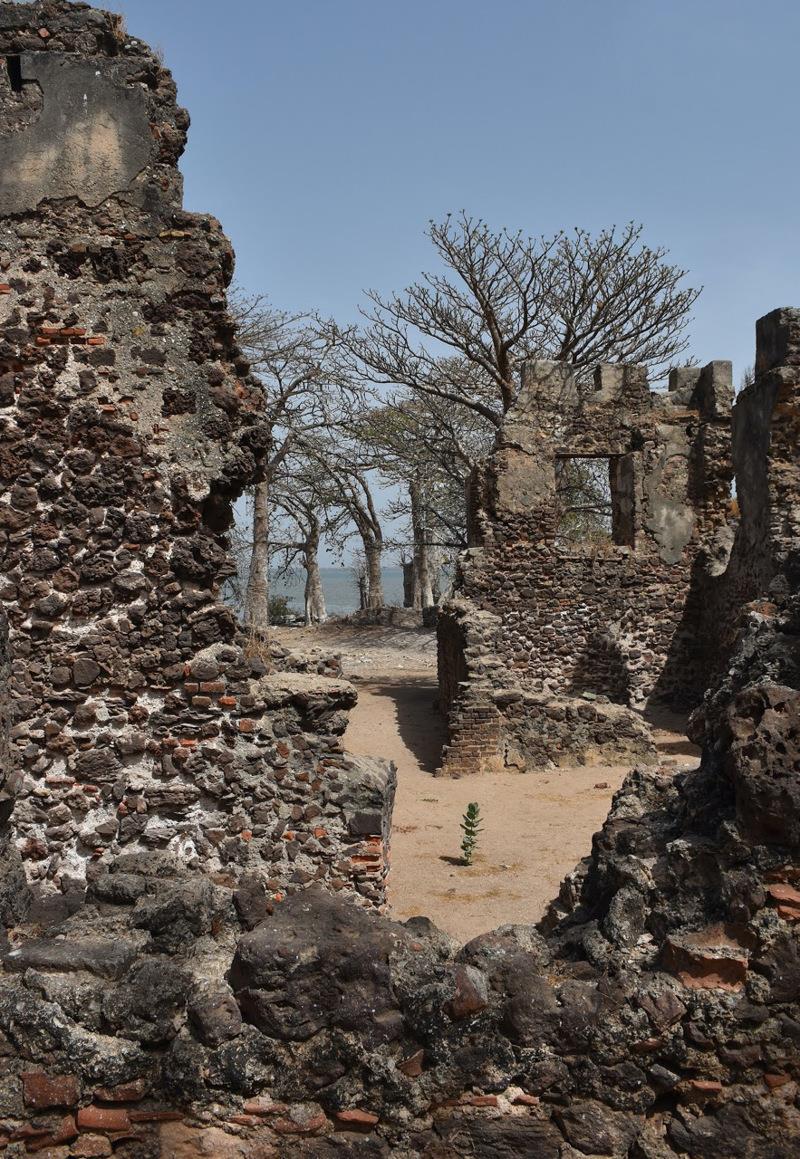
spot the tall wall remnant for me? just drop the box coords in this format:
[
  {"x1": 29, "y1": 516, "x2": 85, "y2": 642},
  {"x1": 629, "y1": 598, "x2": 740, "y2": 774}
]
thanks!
[
  {"x1": 438, "y1": 355, "x2": 737, "y2": 772},
  {"x1": 0, "y1": 4, "x2": 797, "y2": 1157},
  {"x1": 0, "y1": 0, "x2": 394, "y2": 925}
]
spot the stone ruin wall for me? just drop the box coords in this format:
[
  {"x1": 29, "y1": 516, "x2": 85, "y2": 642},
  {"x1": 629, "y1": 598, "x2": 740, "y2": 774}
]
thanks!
[
  {"x1": 0, "y1": 4, "x2": 795, "y2": 1158},
  {"x1": 0, "y1": 0, "x2": 394, "y2": 928},
  {"x1": 437, "y1": 353, "x2": 747, "y2": 773}
]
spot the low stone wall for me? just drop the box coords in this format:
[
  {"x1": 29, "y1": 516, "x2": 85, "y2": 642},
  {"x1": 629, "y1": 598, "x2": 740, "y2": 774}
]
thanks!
[{"x1": 438, "y1": 601, "x2": 656, "y2": 774}]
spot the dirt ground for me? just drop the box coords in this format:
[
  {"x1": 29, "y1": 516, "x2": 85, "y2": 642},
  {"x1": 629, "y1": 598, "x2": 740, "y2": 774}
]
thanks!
[{"x1": 273, "y1": 622, "x2": 699, "y2": 944}]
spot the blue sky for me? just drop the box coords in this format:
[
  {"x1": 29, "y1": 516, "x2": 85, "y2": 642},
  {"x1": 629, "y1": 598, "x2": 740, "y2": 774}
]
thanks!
[{"x1": 112, "y1": 0, "x2": 800, "y2": 386}]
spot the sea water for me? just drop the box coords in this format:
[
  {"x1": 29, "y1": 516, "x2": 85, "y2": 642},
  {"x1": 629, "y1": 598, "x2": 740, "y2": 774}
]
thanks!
[{"x1": 270, "y1": 565, "x2": 406, "y2": 617}]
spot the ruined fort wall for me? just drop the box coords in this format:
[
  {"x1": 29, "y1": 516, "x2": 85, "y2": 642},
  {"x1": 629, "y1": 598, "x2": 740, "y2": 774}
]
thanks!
[
  {"x1": 0, "y1": 1, "x2": 394, "y2": 925},
  {"x1": 0, "y1": 6, "x2": 795, "y2": 1157},
  {"x1": 438, "y1": 357, "x2": 735, "y2": 771}
]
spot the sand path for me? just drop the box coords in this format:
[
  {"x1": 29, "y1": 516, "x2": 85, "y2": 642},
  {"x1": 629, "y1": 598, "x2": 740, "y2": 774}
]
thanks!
[
  {"x1": 346, "y1": 673, "x2": 615, "y2": 941},
  {"x1": 344, "y1": 675, "x2": 699, "y2": 943},
  {"x1": 273, "y1": 624, "x2": 699, "y2": 944}
]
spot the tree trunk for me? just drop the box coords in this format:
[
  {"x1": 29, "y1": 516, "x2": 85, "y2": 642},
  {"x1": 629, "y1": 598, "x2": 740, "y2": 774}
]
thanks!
[
  {"x1": 409, "y1": 480, "x2": 434, "y2": 609},
  {"x1": 244, "y1": 479, "x2": 270, "y2": 632},
  {"x1": 401, "y1": 558, "x2": 414, "y2": 608},
  {"x1": 303, "y1": 524, "x2": 327, "y2": 625},
  {"x1": 358, "y1": 575, "x2": 368, "y2": 609},
  {"x1": 430, "y1": 547, "x2": 444, "y2": 603},
  {"x1": 364, "y1": 540, "x2": 384, "y2": 608}
]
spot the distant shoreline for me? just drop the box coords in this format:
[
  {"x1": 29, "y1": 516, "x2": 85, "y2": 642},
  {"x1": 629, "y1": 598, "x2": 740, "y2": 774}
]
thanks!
[{"x1": 270, "y1": 566, "x2": 406, "y2": 617}]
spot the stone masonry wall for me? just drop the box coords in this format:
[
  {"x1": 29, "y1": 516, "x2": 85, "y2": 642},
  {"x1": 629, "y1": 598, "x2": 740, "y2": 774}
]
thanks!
[
  {"x1": 438, "y1": 357, "x2": 737, "y2": 771},
  {"x1": 0, "y1": 0, "x2": 394, "y2": 928},
  {"x1": 0, "y1": 5, "x2": 796, "y2": 1158}
]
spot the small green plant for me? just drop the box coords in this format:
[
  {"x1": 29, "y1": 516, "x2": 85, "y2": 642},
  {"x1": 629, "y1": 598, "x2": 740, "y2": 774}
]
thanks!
[{"x1": 460, "y1": 802, "x2": 483, "y2": 866}]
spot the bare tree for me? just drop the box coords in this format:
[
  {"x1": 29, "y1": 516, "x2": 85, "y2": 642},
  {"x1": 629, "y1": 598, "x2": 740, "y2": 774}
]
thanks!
[
  {"x1": 230, "y1": 291, "x2": 347, "y2": 632},
  {"x1": 351, "y1": 390, "x2": 489, "y2": 603},
  {"x1": 271, "y1": 454, "x2": 349, "y2": 625},
  {"x1": 351, "y1": 214, "x2": 700, "y2": 428},
  {"x1": 337, "y1": 466, "x2": 385, "y2": 609}
]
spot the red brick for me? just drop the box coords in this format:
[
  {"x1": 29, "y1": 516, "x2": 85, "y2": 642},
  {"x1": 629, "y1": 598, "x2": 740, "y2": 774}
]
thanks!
[
  {"x1": 464, "y1": 1094, "x2": 498, "y2": 1107},
  {"x1": 77, "y1": 1106, "x2": 131, "y2": 1131},
  {"x1": 682, "y1": 1078, "x2": 724, "y2": 1104},
  {"x1": 128, "y1": 1109, "x2": 184, "y2": 1123},
  {"x1": 22, "y1": 1072, "x2": 80, "y2": 1109},
  {"x1": 335, "y1": 1108, "x2": 379, "y2": 1129},
  {"x1": 19, "y1": 1113, "x2": 77, "y2": 1149},
  {"x1": 272, "y1": 1112, "x2": 328, "y2": 1135},
  {"x1": 768, "y1": 883, "x2": 800, "y2": 905},
  {"x1": 241, "y1": 1097, "x2": 288, "y2": 1116},
  {"x1": 237, "y1": 718, "x2": 256, "y2": 733},
  {"x1": 765, "y1": 1073, "x2": 792, "y2": 1090}
]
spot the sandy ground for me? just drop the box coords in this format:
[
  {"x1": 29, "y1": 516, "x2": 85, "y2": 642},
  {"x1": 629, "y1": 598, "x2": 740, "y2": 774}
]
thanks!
[{"x1": 274, "y1": 622, "x2": 700, "y2": 944}]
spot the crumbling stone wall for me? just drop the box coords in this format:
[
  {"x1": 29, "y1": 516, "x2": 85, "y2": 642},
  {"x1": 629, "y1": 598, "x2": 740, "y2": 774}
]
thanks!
[
  {"x1": 438, "y1": 357, "x2": 737, "y2": 771},
  {"x1": 0, "y1": 5, "x2": 796, "y2": 1158},
  {"x1": 691, "y1": 308, "x2": 800, "y2": 688},
  {"x1": 0, "y1": 0, "x2": 394, "y2": 928}
]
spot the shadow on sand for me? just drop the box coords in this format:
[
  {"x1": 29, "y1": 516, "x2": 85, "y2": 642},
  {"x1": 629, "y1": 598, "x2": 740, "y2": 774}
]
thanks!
[{"x1": 359, "y1": 677, "x2": 447, "y2": 774}]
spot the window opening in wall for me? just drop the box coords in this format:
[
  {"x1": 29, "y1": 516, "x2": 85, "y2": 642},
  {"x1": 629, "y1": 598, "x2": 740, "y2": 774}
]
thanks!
[
  {"x1": 555, "y1": 454, "x2": 635, "y2": 548},
  {"x1": 5, "y1": 55, "x2": 23, "y2": 93}
]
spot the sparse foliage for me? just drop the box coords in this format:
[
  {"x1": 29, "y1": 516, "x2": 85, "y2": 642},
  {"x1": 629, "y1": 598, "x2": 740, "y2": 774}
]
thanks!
[{"x1": 351, "y1": 215, "x2": 699, "y2": 429}]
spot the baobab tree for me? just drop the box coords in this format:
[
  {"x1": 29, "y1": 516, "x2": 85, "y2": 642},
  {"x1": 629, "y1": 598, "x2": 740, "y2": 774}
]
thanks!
[
  {"x1": 230, "y1": 291, "x2": 347, "y2": 632},
  {"x1": 351, "y1": 215, "x2": 700, "y2": 428},
  {"x1": 352, "y1": 391, "x2": 488, "y2": 605},
  {"x1": 270, "y1": 454, "x2": 349, "y2": 625}
]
